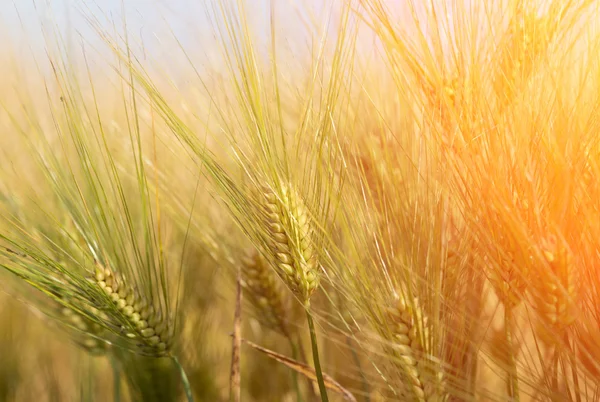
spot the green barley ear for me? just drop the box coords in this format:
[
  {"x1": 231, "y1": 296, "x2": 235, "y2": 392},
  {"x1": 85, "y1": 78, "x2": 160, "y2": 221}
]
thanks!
[
  {"x1": 92, "y1": 1, "x2": 356, "y2": 399},
  {"x1": 254, "y1": 181, "x2": 332, "y2": 400},
  {"x1": 0, "y1": 23, "x2": 196, "y2": 401},
  {"x1": 92, "y1": 261, "x2": 174, "y2": 356},
  {"x1": 259, "y1": 184, "x2": 319, "y2": 305}
]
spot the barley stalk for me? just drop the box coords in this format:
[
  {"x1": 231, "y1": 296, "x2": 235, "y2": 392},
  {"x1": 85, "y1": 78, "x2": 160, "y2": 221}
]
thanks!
[
  {"x1": 257, "y1": 182, "x2": 328, "y2": 401},
  {"x1": 488, "y1": 252, "x2": 523, "y2": 401},
  {"x1": 229, "y1": 267, "x2": 242, "y2": 402},
  {"x1": 503, "y1": 304, "x2": 519, "y2": 401},
  {"x1": 306, "y1": 309, "x2": 329, "y2": 402}
]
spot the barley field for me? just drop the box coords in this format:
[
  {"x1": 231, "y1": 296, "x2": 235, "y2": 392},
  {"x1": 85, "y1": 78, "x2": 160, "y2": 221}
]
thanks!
[{"x1": 0, "y1": 0, "x2": 599, "y2": 401}]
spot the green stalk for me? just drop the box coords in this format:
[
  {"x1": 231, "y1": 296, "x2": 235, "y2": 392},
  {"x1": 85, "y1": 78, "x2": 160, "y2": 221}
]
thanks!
[
  {"x1": 306, "y1": 308, "x2": 329, "y2": 402},
  {"x1": 288, "y1": 339, "x2": 304, "y2": 402},
  {"x1": 173, "y1": 356, "x2": 195, "y2": 402}
]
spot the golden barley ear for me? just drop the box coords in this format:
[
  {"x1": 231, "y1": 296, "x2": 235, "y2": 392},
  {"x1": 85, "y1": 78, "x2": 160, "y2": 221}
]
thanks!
[
  {"x1": 259, "y1": 183, "x2": 320, "y2": 305},
  {"x1": 241, "y1": 249, "x2": 294, "y2": 337},
  {"x1": 385, "y1": 294, "x2": 447, "y2": 402},
  {"x1": 532, "y1": 233, "x2": 578, "y2": 338}
]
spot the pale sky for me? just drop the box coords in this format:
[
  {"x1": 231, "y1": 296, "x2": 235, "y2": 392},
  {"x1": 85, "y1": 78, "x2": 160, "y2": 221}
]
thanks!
[
  {"x1": 2, "y1": 1, "x2": 216, "y2": 52},
  {"x1": 0, "y1": 0, "x2": 327, "y2": 48},
  {"x1": 0, "y1": 0, "x2": 334, "y2": 74}
]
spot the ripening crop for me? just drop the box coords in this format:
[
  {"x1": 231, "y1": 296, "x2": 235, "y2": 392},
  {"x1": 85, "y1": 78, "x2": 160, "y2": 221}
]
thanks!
[{"x1": 0, "y1": 0, "x2": 599, "y2": 401}]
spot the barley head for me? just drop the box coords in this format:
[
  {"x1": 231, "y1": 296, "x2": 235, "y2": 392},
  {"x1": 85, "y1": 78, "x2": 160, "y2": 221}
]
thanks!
[
  {"x1": 259, "y1": 183, "x2": 319, "y2": 305},
  {"x1": 530, "y1": 233, "x2": 578, "y2": 345},
  {"x1": 385, "y1": 294, "x2": 447, "y2": 402},
  {"x1": 241, "y1": 249, "x2": 293, "y2": 337},
  {"x1": 93, "y1": 262, "x2": 173, "y2": 357}
]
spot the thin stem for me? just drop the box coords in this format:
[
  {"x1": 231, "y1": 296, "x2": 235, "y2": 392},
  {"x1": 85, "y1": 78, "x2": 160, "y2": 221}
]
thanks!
[
  {"x1": 504, "y1": 305, "x2": 520, "y2": 401},
  {"x1": 571, "y1": 360, "x2": 582, "y2": 402},
  {"x1": 567, "y1": 334, "x2": 582, "y2": 402},
  {"x1": 110, "y1": 355, "x2": 121, "y2": 402},
  {"x1": 551, "y1": 347, "x2": 559, "y2": 394},
  {"x1": 172, "y1": 356, "x2": 194, "y2": 402},
  {"x1": 561, "y1": 356, "x2": 572, "y2": 400},
  {"x1": 289, "y1": 339, "x2": 304, "y2": 402},
  {"x1": 465, "y1": 273, "x2": 483, "y2": 398},
  {"x1": 296, "y1": 337, "x2": 318, "y2": 400},
  {"x1": 229, "y1": 267, "x2": 242, "y2": 402},
  {"x1": 306, "y1": 308, "x2": 329, "y2": 402},
  {"x1": 82, "y1": 356, "x2": 94, "y2": 402}
]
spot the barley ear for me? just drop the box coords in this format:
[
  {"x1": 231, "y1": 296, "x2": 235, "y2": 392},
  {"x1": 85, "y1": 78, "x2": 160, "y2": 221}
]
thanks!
[
  {"x1": 386, "y1": 294, "x2": 447, "y2": 402},
  {"x1": 258, "y1": 183, "x2": 329, "y2": 401},
  {"x1": 535, "y1": 235, "x2": 578, "y2": 336},
  {"x1": 259, "y1": 184, "x2": 319, "y2": 305},
  {"x1": 241, "y1": 249, "x2": 292, "y2": 337},
  {"x1": 93, "y1": 261, "x2": 173, "y2": 357}
]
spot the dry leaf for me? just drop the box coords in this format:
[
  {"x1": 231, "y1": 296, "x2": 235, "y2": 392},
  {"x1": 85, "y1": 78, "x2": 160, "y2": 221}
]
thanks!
[{"x1": 241, "y1": 338, "x2": 357, "y2": 402}]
